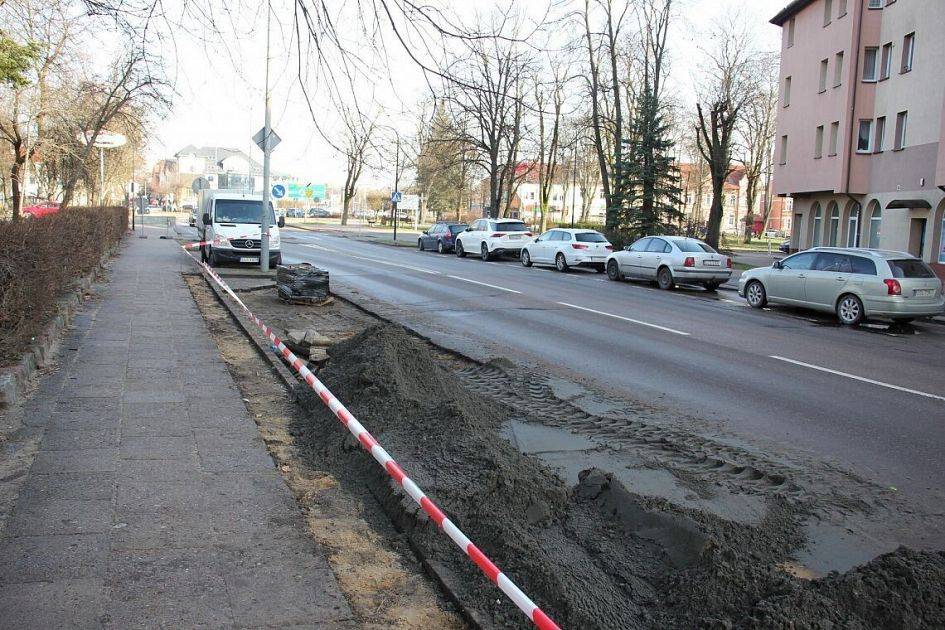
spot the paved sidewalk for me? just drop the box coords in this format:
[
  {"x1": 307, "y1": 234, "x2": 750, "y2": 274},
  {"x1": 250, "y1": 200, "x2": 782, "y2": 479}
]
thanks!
[{"x1": 0, "y1": 235, "x2": 353, "y2": 628}]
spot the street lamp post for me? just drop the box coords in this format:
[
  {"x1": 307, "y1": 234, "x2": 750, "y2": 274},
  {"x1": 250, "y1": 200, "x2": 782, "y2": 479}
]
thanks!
[
  {"x1": 570, "y1": 143, "x2": 578, "y2": 228},
  {"x1": 260, "y1": 1, "x2": 272, "y2": 272},
  {"x1": 392, "y1": 134, "x2": 400, "y2": 241}
]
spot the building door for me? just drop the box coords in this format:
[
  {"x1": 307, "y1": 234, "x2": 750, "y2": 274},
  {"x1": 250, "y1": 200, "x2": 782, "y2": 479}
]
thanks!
[{"x1": 909, "y1": 218, "x2": 927, "y2": 258}]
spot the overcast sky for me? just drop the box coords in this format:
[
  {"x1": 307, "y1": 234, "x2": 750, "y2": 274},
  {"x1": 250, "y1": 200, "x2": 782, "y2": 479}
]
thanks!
[{"x1": 149, "y1": 0, "x2": 786, "y2": 187}]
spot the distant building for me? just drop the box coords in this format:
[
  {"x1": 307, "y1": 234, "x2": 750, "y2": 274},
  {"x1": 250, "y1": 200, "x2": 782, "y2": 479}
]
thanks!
[{"x1": 770, "y1": 0, "x2": 945, "y2": 273}]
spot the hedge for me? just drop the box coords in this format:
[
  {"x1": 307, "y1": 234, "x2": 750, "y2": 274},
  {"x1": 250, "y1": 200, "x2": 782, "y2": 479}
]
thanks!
[{"x1": 0, "y1": 206, "x2": 127, "y2": 366}]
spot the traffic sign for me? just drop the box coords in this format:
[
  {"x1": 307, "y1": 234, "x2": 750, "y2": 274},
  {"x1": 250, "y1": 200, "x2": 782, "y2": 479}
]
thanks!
[
  {"x1": 391, "y1": 191, "x2": 403, "y2": 203},
  {"x1": 253, "y1": 127, "x2": 282, "y2": 152},
  {"x1": 271, "y1": 184, "x2": 286, "y2": 199}
]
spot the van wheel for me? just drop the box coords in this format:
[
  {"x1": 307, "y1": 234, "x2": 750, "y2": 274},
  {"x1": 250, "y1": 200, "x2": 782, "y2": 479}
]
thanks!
[
  {"x1": 657, "y1": 266, "x2": 674, "y2": 290},
  {"x1": 455, "y1": 240, "x2": 466, "y2": 257},
  {"x1": 745, "y1": 280, "x2": 767, "y2": 308},
  {"x1": 607, "y1": 259, "x2": 622, "y2": 281},
  {"x1": 836, "y1": 294, "x2": 864, "y2": 326}
]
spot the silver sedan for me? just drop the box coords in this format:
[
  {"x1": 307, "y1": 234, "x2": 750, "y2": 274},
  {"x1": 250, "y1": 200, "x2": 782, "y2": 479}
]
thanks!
[{"x1": 605, "y1": 236, "x2": 732, "y2": 291}]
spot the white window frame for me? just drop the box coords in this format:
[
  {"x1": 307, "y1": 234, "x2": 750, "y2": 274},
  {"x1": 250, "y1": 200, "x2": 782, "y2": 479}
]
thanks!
[
  {"x1": 874, "y1": 116, "x2": 886, "y2": 152},
  {"x1": 901, "y1": 33, "x2": 914, "y2": 73},
  {"x1": 834, "y1": 51, "x2": 844, "y2": 87},
  {"x1": 814, "y1": 125, "x2": 824, "y2": 159},
  {"x1": 787, "y1": 17, "x2": 795, "y2": 48},
  {"x1": 863, "y1": 47, "x2": 879, "y2": 81},
  {"x1": 783, "y1": 76, "x2": 791, "y2": 106},
  {"x1": 880, "y1": 42, "x2": 893, "y2": 80},
  {"x1": 779, "y1": 135, "x2": 788, "y2": 165},
  {"x1": 823, "y1": 0, "x2": 832, "y2": 26},
  {"x1": 828, "y1": 121, "x2": 840, "y2": 156},
  {"x1": 856, "y1": 119, "x2": 873, "y2": 153},
  {"x1": 867, "y1": 0, "x2": 883, "y2": 8},
  {"x1": 894, "y1": 111, "x2": 908, "y2": 150},
  {"x1": 819, "y1": 58, "x2": 829, "y2": 92}
]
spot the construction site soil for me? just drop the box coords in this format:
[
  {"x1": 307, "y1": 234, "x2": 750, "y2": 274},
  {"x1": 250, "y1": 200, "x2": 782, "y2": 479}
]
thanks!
[{"x1": 294, "y1": 323, "x2": 945, "y2": 630}]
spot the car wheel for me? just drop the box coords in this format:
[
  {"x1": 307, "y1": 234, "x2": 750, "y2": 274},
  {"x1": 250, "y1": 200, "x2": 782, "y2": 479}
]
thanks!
[
  {"x1": 607, "y1": 259, "x2": 622, "y2": 281},
  {"x1": 418, "y1": 238, "x2": 424, "y2": 251},
  {"x1": 480, "y1": 243, "x2": 491, "y2": 261},
  {"x1": 521, "y1": 249, "x2": 532, "y2": 267},
  {"x1": 745, "y1": 280, "x2": 766, "y2": 308},
  {"x1": 703, "y1": 281, "x2": 721, "y2": 292},
  {"x1": 657, "y1": 266, "x2": 674, "y2": 290},
  {"x1": 836, "y1": 294, "x2": 864, "y2": 326},
  {"x1": 437, "y1": 240, "x2": 445, "y2": 254},
  {"x1": 455, "y1": 240, "x2": 466, "y2": 257},
  {"x1": 555, "y1": 253, "x2": 569, "y2": 272},
  {"x1": 594, "y1": 264, "x2": 605, "y2": 273}
]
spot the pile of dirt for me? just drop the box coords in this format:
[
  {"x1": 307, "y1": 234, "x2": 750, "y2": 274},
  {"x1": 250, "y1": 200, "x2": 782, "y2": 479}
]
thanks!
[{"x1": 295, "y1": 323, "x2": 945, "y2": 629}]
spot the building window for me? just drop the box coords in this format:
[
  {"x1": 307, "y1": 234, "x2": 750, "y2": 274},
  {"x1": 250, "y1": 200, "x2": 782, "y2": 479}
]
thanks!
[
  {"x1": 827, "y1": 202, "x2": 840, "y2": 246},
  {"x1": 880, "y1": 43, "x2": 893, "y2": 80},
  {"x1": 787, "y1": 17, "x2": 795, "y2": 47},
  {"x1": 783, "y1": 76, "x2": 791, "y2": 106},
  {"x1": 894, "y1": 110, "x2": 908, "y2": 149},
  {"x1": 823, "y1": 0, "x2": 832, "y2": 26},
  {"x1": 868, "y1": 0, "x2": 883, "y2": 8},
  {"x1": 812, "y1": 204, "x2": 823, "y2": 247},
  {"x1": 901, "y1": 33, "x2": 914, "y2": 73},
  {"x1": 868, "y1": 205, "x2": 882, "y2": 248},
  {"x1": 857, "y1": 120, "x2": 873, "y2": 153},
  {"x1": 874, "y1": 116, "x2": 886, "y2": 152},
  {"x1": 838, "y1": 0, "x2": 847, "y2": 17},
  {"x1": 828, "y1": 121, "x2": 840, "y2": 156},
  {"x1": 819, "y1": 59, "x2": 829, "y2": 92},
  {"x1": 834, "y1": 52, "x2": 844, "y2": 86},
  {"x1": 779, "y1": 135, "x2": 788, "y2": 165},
  {"x1": 814, "y1": 125, "x2": 824, "y2": 158},
  {"x1": 863, "y1": 47, "x2": 878, "y2": 81},
  {"x1": 847, "y1": 206, "x2": 860, "y2": 247}
]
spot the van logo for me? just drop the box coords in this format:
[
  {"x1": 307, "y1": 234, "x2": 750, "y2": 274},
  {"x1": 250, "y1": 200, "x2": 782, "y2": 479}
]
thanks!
[{"x1": 243, "y1": 239, "x2": 255, "y2": 248}]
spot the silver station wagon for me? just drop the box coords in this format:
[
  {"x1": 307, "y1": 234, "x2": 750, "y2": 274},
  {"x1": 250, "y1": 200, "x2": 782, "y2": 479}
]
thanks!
[{"x1": 738, "y1": 247, "x2": 944, "y2": 325}]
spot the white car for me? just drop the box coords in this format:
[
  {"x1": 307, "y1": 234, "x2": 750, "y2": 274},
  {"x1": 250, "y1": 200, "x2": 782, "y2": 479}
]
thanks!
[
  {"x1": 521, "y1": 228, "x2": 612, "y2": 272},
  {"x1": 606, "y1": 235, "x2": 732, "y2": 291},
  {"x1": 455, "y1": 218, "x2": 534, "y2": 261}
]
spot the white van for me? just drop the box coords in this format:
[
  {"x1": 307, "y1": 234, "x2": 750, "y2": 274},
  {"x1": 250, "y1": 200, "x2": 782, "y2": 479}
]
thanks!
[{"x1": 197, "y1": 190, "x2": 283, "y2": 267}]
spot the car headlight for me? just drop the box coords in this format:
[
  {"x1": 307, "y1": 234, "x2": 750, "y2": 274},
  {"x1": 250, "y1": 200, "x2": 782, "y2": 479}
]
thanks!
[
  {"x1": 213, "y1": 236, "x2": 230, "y2": 247},
  {"x1": 270, "y1": 235, "x2": 280, "y2": 247}
]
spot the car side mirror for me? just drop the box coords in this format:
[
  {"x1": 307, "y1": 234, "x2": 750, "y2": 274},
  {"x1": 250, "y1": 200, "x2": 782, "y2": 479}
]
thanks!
[
  {"x1": 773, "y1": 260, "x2": 783, "y2": 269},
  {"x1": 277, "y1": 216, "x2": 285, "y2": 228},
  {"x1": 202, "y1": 213, "x2": 211, "y2": 225},
  {"x1": 422, "y1": 230, "x2": 428, "y2": 235},
  {"x1": 623, "y1": 245, "x2": 632, "y2": 251},
  {"x1": 465, "y1": 227, "x2": 473, "y2": 232}
]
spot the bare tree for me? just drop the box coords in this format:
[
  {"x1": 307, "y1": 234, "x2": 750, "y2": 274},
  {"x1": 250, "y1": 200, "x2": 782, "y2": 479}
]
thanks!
[
  {"x1": 695, "y1": 14, "x2": 757, "y2": 249},
  {"x1": 340, "y1": 108, "x2": 375, "y2": 226},
  {"x1": 534, "y1": 53, "x2": 569, "y2": 232},
  {"x1": 737, "y1": 52, "x2": 778, "y2": 242}
]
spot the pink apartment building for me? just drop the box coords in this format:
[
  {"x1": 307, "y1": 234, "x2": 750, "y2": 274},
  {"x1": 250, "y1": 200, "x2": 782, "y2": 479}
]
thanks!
[{"x1": 771, "y1": 0, "x2": 945, "y2": 276}]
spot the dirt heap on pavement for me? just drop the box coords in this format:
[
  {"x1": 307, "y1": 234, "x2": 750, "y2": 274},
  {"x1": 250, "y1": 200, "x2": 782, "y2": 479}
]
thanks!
[{"x1": 295, "y1": 323, "x2": 945, "y2": 629}]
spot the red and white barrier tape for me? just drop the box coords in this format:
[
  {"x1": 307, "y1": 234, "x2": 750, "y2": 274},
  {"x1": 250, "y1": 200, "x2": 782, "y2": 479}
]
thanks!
[{"x1": 183, "y1": 249, "x2": 561, "y2": 630}]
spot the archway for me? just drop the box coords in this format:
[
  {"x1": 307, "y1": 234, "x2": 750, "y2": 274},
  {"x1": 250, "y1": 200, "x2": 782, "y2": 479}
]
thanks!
[{"x1": 929, "y1": 198, "x2": 945, "y2": 264}]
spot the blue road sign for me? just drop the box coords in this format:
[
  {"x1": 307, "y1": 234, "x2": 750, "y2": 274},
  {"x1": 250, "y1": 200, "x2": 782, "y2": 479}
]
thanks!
[
  {"x1": 391, "y1": 191, "x2": 403, "y2": 203},
  {"x1": 271, "y1": 184, "x2": 286, "y2": 199}
]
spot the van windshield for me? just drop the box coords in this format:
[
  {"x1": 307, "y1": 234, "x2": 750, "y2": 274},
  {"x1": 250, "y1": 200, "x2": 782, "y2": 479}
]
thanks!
[{"x1": 214, "y1": 199, "x2": 276, "y2": 224}]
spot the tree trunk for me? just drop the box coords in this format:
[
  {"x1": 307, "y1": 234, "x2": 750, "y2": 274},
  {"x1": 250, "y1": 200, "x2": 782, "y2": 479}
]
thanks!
[
  {"x1": 341, "y1": 191, "x2": 352, "y2": 225},
  {"x1": 705, "y1": 177, "x2": 725, "y2": 249},
  {"x1": 10, "y1": 151, "x2": 24, "y2": 221}
]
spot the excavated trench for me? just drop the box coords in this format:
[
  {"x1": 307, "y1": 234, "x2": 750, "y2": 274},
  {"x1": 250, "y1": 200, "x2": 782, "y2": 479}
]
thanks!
[{"x1": 294, "y1": 323, "x2": 945, "y2": 629}]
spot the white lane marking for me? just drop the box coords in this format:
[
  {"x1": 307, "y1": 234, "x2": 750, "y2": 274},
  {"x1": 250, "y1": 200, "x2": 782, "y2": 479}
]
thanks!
[
  {"x1": 446, "y1": 275, "x2": 521, "y2": 293},
  {"x1": 295, "y1": 244, "x2": 439, "y2": 275},
  {"x1": 770, "y1": 356, "x2": 945, "y2": 402},
  {"x1": 298, "y1": 243, "x2": 333, "y2": 252},
  {"x1": 557, "y1": 302, "x2": 690, "y2": 336}
]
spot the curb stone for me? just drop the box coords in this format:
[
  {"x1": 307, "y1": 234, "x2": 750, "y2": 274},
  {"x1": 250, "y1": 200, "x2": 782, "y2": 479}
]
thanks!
[{"x1": 0, "y1": 245, "x2": 119, "y2": 408}]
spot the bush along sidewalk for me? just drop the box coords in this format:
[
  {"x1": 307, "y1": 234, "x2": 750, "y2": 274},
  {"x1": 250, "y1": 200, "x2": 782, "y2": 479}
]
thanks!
[{"x1": 0, "y1": 206, "x2": 127, "y2": 399}]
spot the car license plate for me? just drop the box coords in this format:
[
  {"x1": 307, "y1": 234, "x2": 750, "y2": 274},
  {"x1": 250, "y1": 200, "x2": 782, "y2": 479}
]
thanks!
[
  {"x1": 239, "y1": 257, "x2": 259, "y2": 263},
  {"x1": 914, "y1": 288, "x2": 935, "y2": 297},
  {"x1": 703, "y1": 259, "x2": 720, "y2": 266},
  {"x1": 508, "y1": 234, "x2": 521, "y2": 240}
]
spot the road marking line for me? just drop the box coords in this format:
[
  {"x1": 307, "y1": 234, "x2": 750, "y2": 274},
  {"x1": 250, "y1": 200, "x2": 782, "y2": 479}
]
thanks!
[
  {"x1": 347, "y1": 254, "x2": 440, "y2": 275},
  {"x1": 769, "y1": 356, "x2": 945, "y2": 402},
  {"x1": 446, "y1": 275, "x2": 521, "y2": 293},
  {"x1": 557, "y1": 302, "x2": 690, "y2": 336},
  {"x1": 298, "y1": 243, "x2": 333, "y2": 252}
]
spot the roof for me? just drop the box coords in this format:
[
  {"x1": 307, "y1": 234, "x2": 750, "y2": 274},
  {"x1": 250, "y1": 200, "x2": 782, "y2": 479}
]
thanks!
[
  {"x1": 174, "y1": 145, "x2": 262, "y2": 171},
  {"x1": 807, "y1": 247, "x2": 916, "y2": 259},
  {"x1": 770, "y1": 0, "x2": 815, "y2": 26}
]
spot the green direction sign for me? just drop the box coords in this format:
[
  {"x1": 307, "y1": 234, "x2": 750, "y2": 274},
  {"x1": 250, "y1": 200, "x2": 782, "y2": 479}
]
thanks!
[{"x1": 287, "y1": 182, "x2": 326, "y2": 201}]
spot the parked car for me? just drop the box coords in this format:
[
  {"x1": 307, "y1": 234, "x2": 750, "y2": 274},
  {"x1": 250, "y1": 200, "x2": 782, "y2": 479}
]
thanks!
[
  {"x1": 739, "y1": 248, "x2": 944, "y2": 325},
  {"x1": 779, "y1": 240, "x2": 791, "y2": 254},
  {"x1": 22, "y1": 201, "x2": 60, "y2": 218},
  {"x1": 418, "y1": 222, "x2": 467, "y2": 253},
  {"x1": 308, "y1": 207, "x2": 330, "y2": 218},
  {"x1": 284, "y1": 208, "x2": 305, "y2": 218},
  {"x1": 521, "y1": 228, "x2": 612, "y2": 272},
  {"x1": 606, "y1": 235, "x2": 732, "y2": 291},
  {"x1": 455, "y1": 218, "x2": 534, "y2": 260}
]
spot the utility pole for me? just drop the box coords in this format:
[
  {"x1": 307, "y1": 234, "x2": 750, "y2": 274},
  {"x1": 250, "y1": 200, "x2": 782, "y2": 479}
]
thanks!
[
  {"x1": 99, "y1": 146, "x2": 105, "y2": 209},
  {"x1": 392, "y1": 134, "x2": 400, "y2": 241},
  {"x1": 260, "y1": 1, "x2": 272, "y2": 272}
]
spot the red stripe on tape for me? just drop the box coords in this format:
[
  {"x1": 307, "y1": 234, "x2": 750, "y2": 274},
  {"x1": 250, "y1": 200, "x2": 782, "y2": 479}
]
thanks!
[
  {"x1": 291, "y1": 358, "x2": 303, "y2": 371},
  {"x1": 304, "y1": 373, "x2": 316, "y2": 386},
  {"x1": 337, "y1": 408, "x2": 354, "y2": 424},
  {"x1": 467, "y1": 544, "x2": 500, "y2": 583},
  {"x1": 532, "y1": 609, "x2": 561, "y2": 630},
  {"x1": 420, "y1": 497, "x2": 446, "y2": 527},
  {"x1": 357, "y1": 431, "x2": 378, "y2": 451},
  {"x1": 385, "y1": 461, "x2": 406, "y2": 484},
  {"x1": 318, "y1": 390, "x2": 333, "y2": 405}
]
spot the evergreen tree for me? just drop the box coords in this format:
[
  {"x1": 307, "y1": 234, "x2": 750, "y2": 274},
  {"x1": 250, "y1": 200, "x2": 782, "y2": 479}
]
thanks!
[{"x1": 614, "y1": 84, "x2": 683, "y2": 239}]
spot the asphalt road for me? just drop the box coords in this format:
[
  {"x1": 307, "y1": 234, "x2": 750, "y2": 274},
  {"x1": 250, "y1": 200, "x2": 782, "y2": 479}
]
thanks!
[{"x1": 211, "y1": 226, "x2": 945, "y2": 512}]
